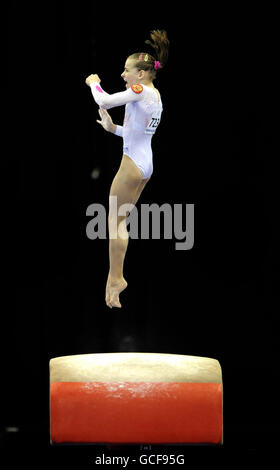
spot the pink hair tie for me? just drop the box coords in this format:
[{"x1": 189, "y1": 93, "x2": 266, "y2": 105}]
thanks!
[{"x1": 154, "y1": 60, "x2": 161, "y2": 70}]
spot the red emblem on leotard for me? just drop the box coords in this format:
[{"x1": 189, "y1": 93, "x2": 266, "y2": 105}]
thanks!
[{"x1": 131, "y1": 84, "x2": 143, "y2": 94}]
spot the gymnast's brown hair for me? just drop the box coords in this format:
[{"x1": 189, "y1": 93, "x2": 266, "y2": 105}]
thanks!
[{"x1": 129, "y1": 29, "x2": 169, "y2": 80}]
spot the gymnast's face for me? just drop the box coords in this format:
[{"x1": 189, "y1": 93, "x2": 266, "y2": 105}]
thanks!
[{"x1": 121, "y1": 58, "x2": 142, "y2": 89}]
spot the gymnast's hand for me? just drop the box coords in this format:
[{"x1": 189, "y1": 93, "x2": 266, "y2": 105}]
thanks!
[
  {"x1": 96, "y1": 108, "x2": 116, "y2": 133},
  {"x1": 85, "y1": 74, "x2": 101, "y2": 85}
]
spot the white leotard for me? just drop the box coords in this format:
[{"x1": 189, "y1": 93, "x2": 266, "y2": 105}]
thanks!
[{"x1": 90, "y1": 82, "x2": 163, "y2": 179}]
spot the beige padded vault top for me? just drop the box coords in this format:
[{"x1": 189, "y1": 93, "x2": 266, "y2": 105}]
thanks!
[{"x1": 50, "y1": 353, "x2": 222, "y2": 383}]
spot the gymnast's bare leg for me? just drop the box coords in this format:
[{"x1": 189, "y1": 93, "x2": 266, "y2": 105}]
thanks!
[{"x1": 106, "y1": 155, "x2": 149, "y2": 308}]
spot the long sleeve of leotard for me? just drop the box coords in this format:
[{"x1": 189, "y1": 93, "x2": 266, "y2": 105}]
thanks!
[
  {"x1": 89, "y1": 82, "x2": 143, "y2": 110},
  {"x1": 114, "y1": 125, "x2": 123, "y2": 137}
]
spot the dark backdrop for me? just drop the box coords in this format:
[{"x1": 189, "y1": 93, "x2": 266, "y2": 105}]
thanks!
[{"x1": 1, "y1": 1, "x2": 278, "y2": 465}]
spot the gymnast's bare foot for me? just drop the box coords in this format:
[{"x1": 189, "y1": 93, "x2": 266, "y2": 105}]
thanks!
[{"x1": 106, "y1": 277, "x2": 128, "y2": 308}]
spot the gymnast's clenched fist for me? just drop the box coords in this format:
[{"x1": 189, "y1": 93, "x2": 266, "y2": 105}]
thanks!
[{"x1": 85, "y1": 74, "x2": 101, "y2": 86}]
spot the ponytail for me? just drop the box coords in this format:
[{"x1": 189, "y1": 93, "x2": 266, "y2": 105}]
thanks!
[
  {"x1": 145, "y1": 29, "x2": 169, "y2": 69},
  {"x1": 129, "y1": 29, "x2": 170, "y2": 80}
]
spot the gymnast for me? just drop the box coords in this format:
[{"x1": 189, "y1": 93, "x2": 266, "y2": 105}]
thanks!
[{"x1": 86, "y1": 30, "x2": 169, "y2": 308}]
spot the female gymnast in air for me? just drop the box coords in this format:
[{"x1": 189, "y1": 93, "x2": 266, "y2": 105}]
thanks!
[{"x1": 86, "y1": 30, "x2": 169, "y2": 309}]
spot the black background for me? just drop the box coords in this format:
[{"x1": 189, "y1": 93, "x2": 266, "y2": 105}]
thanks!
[{"x1": 1, "y1": 1, "x2": 278, "y2": 465}]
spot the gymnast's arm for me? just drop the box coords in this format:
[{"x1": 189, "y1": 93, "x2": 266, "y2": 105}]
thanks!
[
  {"x1": 96, "y1": 108, "x2": 123, "y2": 136},
  {"x1": 89, "y1": 82, "x2": 142, "y2": 109},
  {"x1": 85, "y1": 74, "x2": 142, "y2": 135}
]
